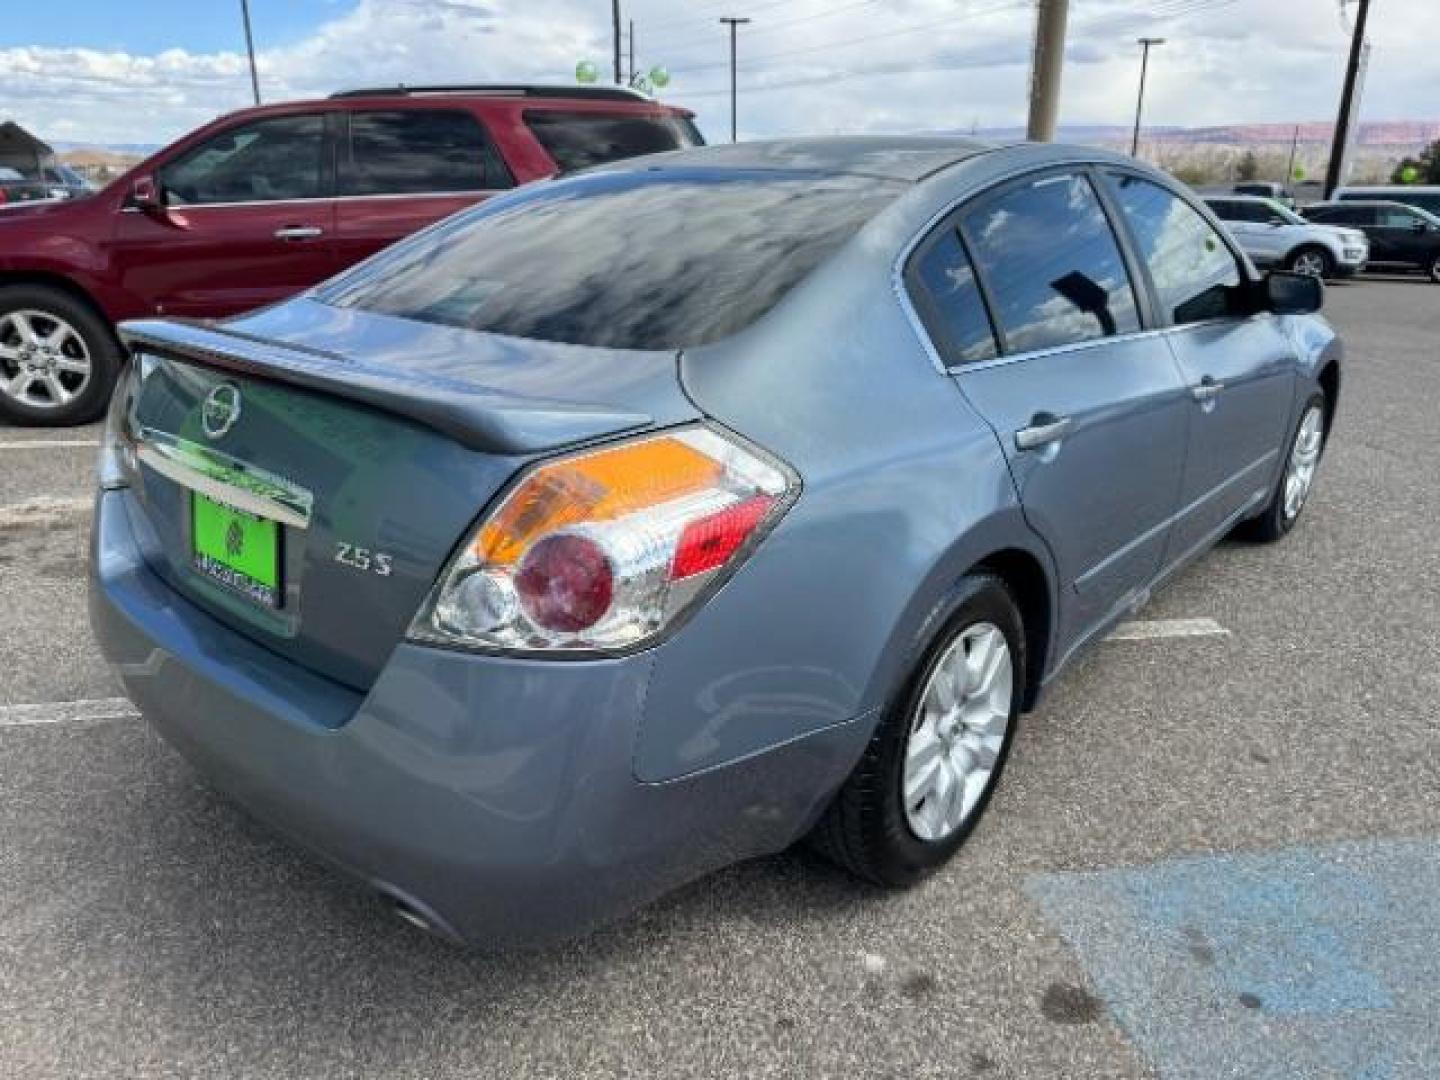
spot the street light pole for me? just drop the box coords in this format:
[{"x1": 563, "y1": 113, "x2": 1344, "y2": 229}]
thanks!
[
  {"x1": 612, "y1": 0, "x2": 623, "y2": 84},
  {"x1": 1130, "y1": 37, "x2": 1164, "y2": 158},
  {"x1": 240, "y1": 0, "x2": 261, "y2": 105},
  {"x1": 719, "y1": 17, "x2": 751, "y2": 143}
]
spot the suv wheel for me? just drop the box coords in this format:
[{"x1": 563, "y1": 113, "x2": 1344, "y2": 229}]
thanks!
[
  {"x1": 1287, "y1": 246, "x2": 1333, "y2": 279},
  {"x1": 809, "y1": 573, "x2": 1024, "y2": 886},
  {"x1": 0, "y1": 285, "x2": 120, "y2": 426}
]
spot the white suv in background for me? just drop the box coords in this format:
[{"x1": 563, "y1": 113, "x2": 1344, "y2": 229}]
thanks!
[{"x1": 1205, "y1": 195, "x2": 1369, "y2": 278}]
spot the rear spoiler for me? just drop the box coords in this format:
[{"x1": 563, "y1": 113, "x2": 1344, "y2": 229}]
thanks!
[{"x1": 118, "y1": 319, "x2": 653, "y2": 456}]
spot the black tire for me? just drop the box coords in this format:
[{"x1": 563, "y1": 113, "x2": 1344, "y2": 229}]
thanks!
[
  {"x1": 1428, "y1": 252, "x2": 1440, "y2": 284},
  {"x1": 0, "y1": 284, "x2": 121, "y2": 427},
  {"x1": 809, "y1": 573, "x2": 1025, "y2": 887},
  {"x1": 1240, "y1": 392, "x2": 1326, "y2": 543},
  {"x1": 1286, "y1": 245, "x2": 1335, "y2": 279}
]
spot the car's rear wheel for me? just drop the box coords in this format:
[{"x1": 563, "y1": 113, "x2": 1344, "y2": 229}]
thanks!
[
  {"x1": 810, "y1": 573, "x2": 1024, "y2": 886},
  {"x1": 0, "y1": 284, "x2": 120, "y2": 427},
  {"x1": 1428, "y1": 253, "x2": 1440, "y2": 284},
  {"x1": 1287, "y1": 246, "x2": 1334, "y2": 279},
  {"x1": 1242, "y1": 392, "x2": 1326, "y2": 542}
]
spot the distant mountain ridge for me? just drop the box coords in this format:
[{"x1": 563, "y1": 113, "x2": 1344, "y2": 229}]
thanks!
[{"x1": 969, "y1": 120, "x2": 1440, "y2": 148}]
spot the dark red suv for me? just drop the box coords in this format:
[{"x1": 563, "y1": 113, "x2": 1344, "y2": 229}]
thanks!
[{"x1": 0, "y1": 84, "x2": 701, "y2": 425}]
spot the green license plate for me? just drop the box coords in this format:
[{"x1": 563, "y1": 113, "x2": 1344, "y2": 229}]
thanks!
[{"x1": 191, "y1": 492, "x2": 281, "y2": 608}]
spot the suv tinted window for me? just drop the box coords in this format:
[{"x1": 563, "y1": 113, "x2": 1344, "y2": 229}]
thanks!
[
  {"x1": 1377, "y1": 205, "x2": 1423, "y2": 228},
  {"x1": 321, "y1": 171, "x2": 901, "y2": 350},
  {"x1": 162, "y1": 115, "x2": 326, "y2": 205},
  {"x1": 961, "y1": 172, "x2": 1140, "y2": 353},
  {"x1": 1107, "y1": 173, "x2": 1243, "y2": 325},
  {"x1": 524, "y1": 111, "x2": 702, "y2": 173},
  {"x1": 1310, "y1": 204, "x2": 1373, "y2": 226},
  {"x1": 342, "y1": 110, "x2": 512, "y2": 196},
  {"x1": 908, "y1": 228, "x2": 998, "y2": 365}
]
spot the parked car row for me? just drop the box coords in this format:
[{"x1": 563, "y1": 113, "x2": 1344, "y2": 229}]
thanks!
[
  {"x1": 1204, "y1": 194, "x2": 1370, "y2": 279},
  {"x1": 0, "y1": 162, "x2": 92, "y2": 206},
  {"x1": 1302, "y1": 199, "x2": 1440, "y2": 283},
  {"x1": 0, "y1": 84, "x2": 701, "y2": 425},
  {"x1": 92, "y1": 137, "x2": 1339, "y2": 945}
]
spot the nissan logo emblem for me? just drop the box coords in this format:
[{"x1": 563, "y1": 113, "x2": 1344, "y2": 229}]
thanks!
[{"x1": 201, "y1": 384, "x2": 243, "y2": 440}]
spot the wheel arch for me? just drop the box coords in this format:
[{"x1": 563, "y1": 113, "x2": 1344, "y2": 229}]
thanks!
[
  {"x1": 972, "y1": 547, "x2": 1053, "y2": 712},
  {"x1": 0, "y1": 270, "x2": 120, "y2": 345},
  {"x1": 1317, "y1": 357, "x2": 1341, "y2": 445}
]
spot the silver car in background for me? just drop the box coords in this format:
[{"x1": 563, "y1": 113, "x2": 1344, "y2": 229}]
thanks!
[{"x1": 1206, "y1": 194, "x2": 1369, "y2": 278}]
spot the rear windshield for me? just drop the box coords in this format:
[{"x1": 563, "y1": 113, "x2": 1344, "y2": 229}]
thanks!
[
  {"x1": 525, "y1": 111, "x2": 703, "y2": 173},
  {"x1": 320, "y1": 171, "x2": 903, "y2": 351}
]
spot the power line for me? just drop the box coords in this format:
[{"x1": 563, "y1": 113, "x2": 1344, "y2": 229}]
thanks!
[{"x1": 666, "y1": 0, "x2": 1026, "y2": 78}]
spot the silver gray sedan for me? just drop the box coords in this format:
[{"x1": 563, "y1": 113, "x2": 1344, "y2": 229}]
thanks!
[{"x1": 91, "y1": 137, "x2": 1339, "y2": 946}]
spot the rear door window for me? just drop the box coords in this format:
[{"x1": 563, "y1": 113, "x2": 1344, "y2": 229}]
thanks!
[
  {"x1": 1105, "y1": 172, "x2": 1243, "y2": 326},
  {"x1": 524, "y1": 111, "x2": 702, "y2": 173},
  {"x1": 161, "y1": 114, "x2": 327, "y2": 205},
  {"x1": 342, "y1": 110, "x2": 513, "y2": 195},
  {"x1": 960, "y1": 172, "x2": 1140, "y2": 354},
  {"x1": 907, "y1": 228, "x2": 998, "y2": 365},
  {"x1": 321, "y1": 170, "x2": 901, "y2": 350},
  {"x1": 1378, "y1": 205, "x2": 1423, "y2": 229},
  {"x1": 1310, "y1": 205, "x2": 1374, "y2": 226}
]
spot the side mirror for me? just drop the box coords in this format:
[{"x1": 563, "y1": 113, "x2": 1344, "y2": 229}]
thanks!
[
  {"x1": 1267, "y1": 217, "x2": 1286, "y2": 227},
  {"x1": 1265, "y1": 270, "x2": 1323, "y2": 315},
  {"x1": 128, "y1": 175, "x2": 163, "y2": 213},
  {"x1": 1413, "y1": 220, "x2": 1428, "y2": 234}
]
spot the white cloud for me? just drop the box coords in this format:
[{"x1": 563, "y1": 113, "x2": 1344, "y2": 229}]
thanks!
[{"x1": 0, "y1": 0, "x2": 1435, "y2": 147}]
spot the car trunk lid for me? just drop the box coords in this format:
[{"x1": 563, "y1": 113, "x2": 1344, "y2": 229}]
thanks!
[{"x1": 116, "y1": 299, "x2": 697, "y2": 691}]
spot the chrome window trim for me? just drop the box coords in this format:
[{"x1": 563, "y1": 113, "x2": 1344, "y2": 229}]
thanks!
[
  {"x1": 120, "y1": 189, "x2": 508, "y2": 213},
  {"x1": 135, "y1": 428, "x2": 314, "y2": 530}
]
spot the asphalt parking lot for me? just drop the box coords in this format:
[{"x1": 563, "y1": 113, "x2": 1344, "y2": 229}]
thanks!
[{"x1": 2, "y1": 277, "x2": 1438, "y2": 1079}]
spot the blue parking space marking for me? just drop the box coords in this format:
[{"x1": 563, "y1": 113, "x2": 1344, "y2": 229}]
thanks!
[{"x1": 1027, "y1": 839, "x2": 1440, "y2": 1079}]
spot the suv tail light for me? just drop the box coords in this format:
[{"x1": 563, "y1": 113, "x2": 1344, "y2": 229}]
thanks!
[{"x1": 409, "y1": 426, "x2": 796, "y2": 654}]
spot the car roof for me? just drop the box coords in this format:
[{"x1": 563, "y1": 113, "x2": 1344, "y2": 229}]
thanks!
[
  {"x1": 1206, "y1": 194, "x2": 1276, "y2": 203},
  {"x1": 600, "y1": 136, "x2": 1002, "y2": 182}
]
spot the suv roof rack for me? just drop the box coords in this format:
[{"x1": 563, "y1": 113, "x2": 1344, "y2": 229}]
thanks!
[{"x1": 330, "y1": 84, "x2": 651, "y2": 102}]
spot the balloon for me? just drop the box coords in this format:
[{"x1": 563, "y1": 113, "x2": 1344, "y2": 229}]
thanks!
[
  {"x1": 1292, "y1": 165, "x2": 1306, "y2": 181},
  {"x1": 1401, "y1": 165, "x2": 1420, "y2": 184},
  {"x1": 575, "y1": 60, "x2": 599, "y2": 85},
  {"x1": 648, "y1": 66, "x2": 671, "y2": 89}
]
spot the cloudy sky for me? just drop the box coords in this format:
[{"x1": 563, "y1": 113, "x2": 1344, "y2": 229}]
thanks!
[{"x1": 1, "y1": 0, "x2": 1435, "y2": 147}]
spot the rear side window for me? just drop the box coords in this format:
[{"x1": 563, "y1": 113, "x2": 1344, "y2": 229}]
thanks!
[
  {"x1": 321, "y1": 171, "x2": 901, "y2": 350},
  {"x1": 1106, "y1": 173, "x2": 1242, "y2": 326},
  {"x1": 961, "y1": 172, "x2": 1140, "y2": 354},
  {"x1": 162, "y1": 114, "x2": 326, "y2": 205},
  {"x1": 524, "y1": 111, "x2": 702, "y2": 173},
  {"x1": 342, "y1": 110, "x2": 513, "y2": 195},
  {"x1": 1378, "y1": 205, "x2": 1423, "y2": 228},
  {"x1": 1311, "y1": 205, "x2": 1373, "y2": 226},
  {"x1": 908, "y1": 228, "x2": 998, "y2": 365}
]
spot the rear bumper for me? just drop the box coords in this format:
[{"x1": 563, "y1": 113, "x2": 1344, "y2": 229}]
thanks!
[{"x1": 89, "y1": 489, "x2": 866, "y2": 947}]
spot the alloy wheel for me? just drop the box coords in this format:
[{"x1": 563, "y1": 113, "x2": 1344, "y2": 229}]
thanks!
[
  {"x1": 0, "y1": 309, "x2": 93, "y2": 410},
  {"x1": 1282, "y1": 404, "x2": 1324, "y2": 521},
  {"x1": 1291, "y1": 251, "x2": 1327, "y2": 277},
  {"x1": 902, "y1": 621, "x2": 1014, "y2": 842}
]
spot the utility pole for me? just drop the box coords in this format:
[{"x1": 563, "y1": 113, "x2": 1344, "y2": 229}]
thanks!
[
  {"x1": 719, "y1": 17, "x2": 751, "y2": 143},
  {"x1": 628, "y1": 20, "x2": 635, "y2": 85},
  {"x1": 1130, "y1": 37, "x2": 1164, "y2": 158},
  {"x1": 1026, "y1": 0, "x2": 1069, "y2": 141},
  {"x1": 1325, "y1": 0, "x2": 1371, "y2": 198},
  {"x1": 240, "y1": 0, "x2": 261, "y2": 105},
  {"x1": 1285, "y1": 123, "x2": 1301, "y2": 186},
  {"x1": 612, "y1": 0, "x2": 623, "y2": 84}
]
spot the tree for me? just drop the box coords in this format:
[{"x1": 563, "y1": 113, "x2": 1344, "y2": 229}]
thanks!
[
  {"x1": 1391, "y1": 139, "x2": 1440, "y2": 184},
  {"x1": 1235, "y1": 150, "x2": 1260, "y2": 182}
]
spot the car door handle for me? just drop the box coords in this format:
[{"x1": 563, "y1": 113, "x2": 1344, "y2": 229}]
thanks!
[
  {"x1": 274, "y1": 225, "x2": 325, "y2": 241},
  {"x1": 1014, "y1": 413, "x2": 1073, "y2": 452},
  {"x1": 1191, "y1": 377, "x2": 1225, "y2": 403}
]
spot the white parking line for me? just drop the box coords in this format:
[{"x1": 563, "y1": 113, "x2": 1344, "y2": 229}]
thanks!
[
  {"x1": 0, "y1": 440, "x2": 100, "y2": 450},
  {"x1": 1108, "y1": 617, "x2": 1230, "y2": 642},
  {"x1": 0, "y1": 697, "x2": 138, "y2": 729}
]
